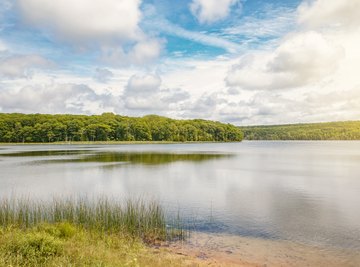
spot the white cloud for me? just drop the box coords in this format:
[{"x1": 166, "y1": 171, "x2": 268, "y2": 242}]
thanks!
[
  {"x1": 126, "y1": 74, "x2": 161, "y2": 93},
  {"x1": 226, "y1": 31, "x2": 344, "y2": 90},
  {"x1": 161, "y1": 89, "x2": 190, "y2": 103},
  {"x1": 185, "y1": 92, "x2": 228, "y2": 118},
  {"x1": 129, "y1": 39, "x2": 163, "y2": 65},
  {"x1": 161, "y1": 57, "x2": 237, "y2": 98},
  {"x1": 190, "y1": 0, "x2": 240, "y2": 24},
  {"x1": 123, "y1": 73, "x2": 167, "y2": 111},
  {"x1": 93, "y1": 68, "x2": 113, "y2": 83},
  {"x1": 16, "y1": 0, "x2": 163, "y2": 66},
  {"x1": 122, "y1": 73, "x2": 190, "y2": 112},
  {"x1": 221, "y1": 0, "x2": 360, "y2": 124},
  {"x1": 17, "y1": 0, "x2": 142, "y2": 44},
  {"x1": 0, "y1": 54, "x2": 53, "y2": 79},
  {"x1": 0, "y1": 83, "x2": 117, "y2": 114},
  {"x1": 101, "y1": 38, "x2": 163, "y2": 66},
  {"x1": 298, "y1": 0, "x2": 360, "y2": 29},
  {"x1": 2, "y1": 0, "x2": 360, "y2": 126}
]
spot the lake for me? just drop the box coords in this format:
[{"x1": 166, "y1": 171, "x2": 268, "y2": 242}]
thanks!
[{"x1": 0, "y1": 141, "x2": 359, "y2": 266}]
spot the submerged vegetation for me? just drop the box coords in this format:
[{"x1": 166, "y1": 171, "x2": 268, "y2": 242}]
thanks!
[
  {"x1": 0, "y1": 197, "x2": 192, "y2": 266},
  {"x1": 241, "y1": 121, "x2": 360, "y2": 140},
  {"x1": 0, "y1": 113, "x2": 243, "y2": 143}
]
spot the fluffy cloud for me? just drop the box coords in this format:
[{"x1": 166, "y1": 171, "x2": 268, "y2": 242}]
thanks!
[
  {"x1": 190, "y1": 0, "x2": 240, "y2": 24},
  {"x1": 298, "y1": 0, "x2": 360, "y2": 29},
  {"x1": 226, "y1": 31, "x2": 343, "y2": 90},
  {"x1": 123, "y1": 73, "x2": 189, "y2": 112},
  {"x1": 2, "y1": 0, "x2": 359, "y2": 126},
  {"x1": 17, "y1": 0, "x2": 142, "y2": 44},
  {"x1": 124, "y1": 73, "x2": 167, "y2": 110},
  {"x1": 101, "y1": 38, "x2": 163, "y2": 66},
  {"x1": 93, "y1": 68, "x2": 113, "y2": 83},
  {"x1": 226, "y1": 0, "x2": 360, "y2": 93},
  {"x1": 161, "y1": 89, "x2": 190, "y2": 103},
  {"x1": 0, "y1": 83, "x2": 116, "y2": 114},
  {"x1": 222, "y1": 0, "x2": 360, "y2": 124},
  {"x1": 126, "y1": 74, "x2": 161, "y2": 93},
  {"x1": 16, "y1": 0, "x2": 163, "y2": 66},
  {"x1": 0, "y1": 54, "x2": 53, "y2": 79}
]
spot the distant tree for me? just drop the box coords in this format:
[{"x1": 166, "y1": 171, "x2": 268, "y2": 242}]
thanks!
[{"x1": 0, "y1": 113, "x2": 244, "y2": 143}]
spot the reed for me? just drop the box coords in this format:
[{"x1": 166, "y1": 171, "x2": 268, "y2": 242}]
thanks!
[{"x1": 0, "y1": 196, "x2": 185, "y2": 242}]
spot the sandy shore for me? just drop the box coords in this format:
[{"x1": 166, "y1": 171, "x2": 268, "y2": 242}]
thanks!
[{"x1": 160, "y1": 232, "x2": 360, "y2": 266}]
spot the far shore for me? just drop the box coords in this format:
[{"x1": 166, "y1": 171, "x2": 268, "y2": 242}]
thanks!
[{"x1": 0, "y1": 140, "x2": 240, "y2": 146}]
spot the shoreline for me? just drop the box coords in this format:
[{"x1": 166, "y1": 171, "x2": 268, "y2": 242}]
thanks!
[
  {"x1": 0, "y1": 141, "x2": 241, "y2": 146},
  {"x1": 164, "y1": 231, "x2": 360, "y2": 267},
  {"x1": 2, "y1": 226, "x2": 358, "y2": 266},
  {"x1": 1, "y1": 140, "x2": 359, "y2": 146}
]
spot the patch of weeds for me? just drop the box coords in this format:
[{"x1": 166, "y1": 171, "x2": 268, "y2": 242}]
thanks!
[
  {"x1": 37, "y1": 222, "x2": 77, "y2": 239},
  {"x1": 2, "y1": 230, "x2": 63, "y2": 266}
]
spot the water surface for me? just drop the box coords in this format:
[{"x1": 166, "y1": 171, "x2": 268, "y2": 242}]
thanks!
[{"x1": 0, "y1": 142, "x2": 359, "y2": 265}]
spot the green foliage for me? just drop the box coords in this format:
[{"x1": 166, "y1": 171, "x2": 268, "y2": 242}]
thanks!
[
  {"x1": 0, "y1": 113, "x2": 243, "y2": 143},
  {"x1": 0, "y1": 224, "x2": 202, "y2": 267},
  {"x1": 37, "y1": 222, "x2": 77, "y2": 239},
  {"x1": 241, "y1": 121, "x2": 360, "y2": 140},
  {"x1": 2, "y1": 230, "x2": 63, "y2": 266},
  {"x1": 0, "y1": 198, "x2": 193, "y2": 266},
  {"x1": 0, "y1": 197, "x2": 186, "y2": 243}
]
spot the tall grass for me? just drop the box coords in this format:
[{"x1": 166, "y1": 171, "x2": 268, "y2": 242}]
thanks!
[{"x1": 0, "y1": 196, "x2": 185, "y2": 242}]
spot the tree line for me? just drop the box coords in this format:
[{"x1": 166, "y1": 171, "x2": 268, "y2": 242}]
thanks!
[
  {"x1": 0, "y1": 113, "x2": 243, "y2": 143},
  {"x1": 240, "y1": 121, "x2": 360, "y2": 140}
]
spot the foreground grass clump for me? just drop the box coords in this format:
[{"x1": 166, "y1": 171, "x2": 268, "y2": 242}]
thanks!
[
  {"x1": 0, "y1": 223, "x2": 196, "y2": 267},
  {"x1": 0, "y1": 198, "x2": 194, "y2": 266},
  {"x1": 0, "y1": 197, "x2": 184, "y2": 242}
]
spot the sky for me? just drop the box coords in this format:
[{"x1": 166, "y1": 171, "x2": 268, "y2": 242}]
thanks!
[{"x1": 0, "y1": 0, "x2": 359, "y2": 125}]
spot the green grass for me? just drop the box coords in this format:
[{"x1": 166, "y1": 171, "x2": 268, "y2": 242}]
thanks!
[
  {"x1": 0, "y1": 197, "x2": 186, "y2": 243},
  {"x1": 0, "y1": 197, "x2": 194, "y2": 266},
  {"x1": 0, "y1": 223, "x2": 200, "y2": 267}
]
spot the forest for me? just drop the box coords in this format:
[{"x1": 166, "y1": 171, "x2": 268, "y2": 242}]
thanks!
[
  {"x1": 241, "y1": 121, "x2": 360, "y2": 140},
  {"x1": 0, "y1": 113, "x2": 243, "y2": 143}
]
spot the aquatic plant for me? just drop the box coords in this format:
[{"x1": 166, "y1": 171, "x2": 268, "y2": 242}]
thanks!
[{"x1": 0, "y1": 196, "x2": 185, "y2": 242}]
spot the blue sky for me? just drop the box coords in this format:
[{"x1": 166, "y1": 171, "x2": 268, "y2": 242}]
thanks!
[{"x1": 0, "y1": 0, "x2": 359, "y2": 125}]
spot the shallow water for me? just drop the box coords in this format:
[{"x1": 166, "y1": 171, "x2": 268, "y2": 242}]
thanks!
[{"x1": 0, "y1": 141, "x2": 359, "y2": 265}]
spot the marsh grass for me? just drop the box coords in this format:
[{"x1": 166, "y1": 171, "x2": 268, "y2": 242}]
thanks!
[
  {"x1": 0, "y1": 222, "x2": 202, "y2": 267},
  {"x1": 0, "y1": 196, "x2": 185, "y2": 242}
]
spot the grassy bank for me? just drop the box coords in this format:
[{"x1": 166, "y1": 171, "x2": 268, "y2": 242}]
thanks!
[
  {"x1": 0, "y1": 197, "x2": 191, "y2": 266},
  {"x1": 0, "y1": 197, "x2": 188, "y2": 242},
  {"x1": 0, "y1": 223, "x2": 198, "y2": 267}
]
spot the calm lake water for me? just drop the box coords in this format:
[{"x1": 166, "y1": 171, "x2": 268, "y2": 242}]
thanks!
[{"x1": 0, "y1": 141, "x2": 360, "y2": 265}]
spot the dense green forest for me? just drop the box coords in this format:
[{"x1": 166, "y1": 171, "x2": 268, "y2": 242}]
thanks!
[
  {"x1": 0, "y1": 113, "x2": 243, "y2": 143},
  {"x1": 241, "y1": 121, "x2": 360, "y2": 140}
]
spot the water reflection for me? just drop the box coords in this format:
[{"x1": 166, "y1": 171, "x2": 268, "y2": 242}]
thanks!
[
  {"x1": 0, "y1": 150, "x2": 231, "y2": 165},
  {"x1": 0, "y1": 150, "x2": 90, "y2": 157},
  {"x1": 0, "y1": 142, "x2": 360, "y2": 265}
]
